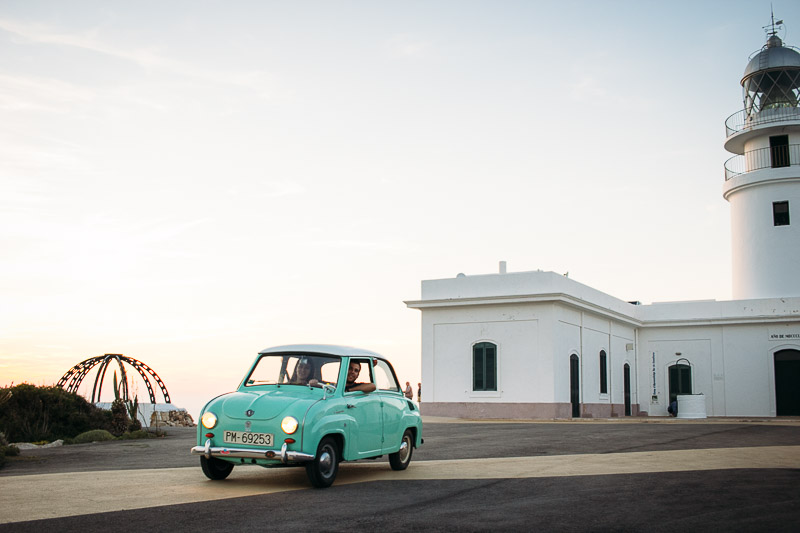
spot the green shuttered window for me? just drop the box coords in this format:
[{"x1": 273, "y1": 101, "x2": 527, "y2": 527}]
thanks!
[{"x1": 473, "y1": 342, "x2": 497, "y2": 391}]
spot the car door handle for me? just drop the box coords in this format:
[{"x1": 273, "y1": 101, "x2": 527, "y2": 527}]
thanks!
[{"x1": 346, "y1": 404, "x2": 356, "y2": 409}]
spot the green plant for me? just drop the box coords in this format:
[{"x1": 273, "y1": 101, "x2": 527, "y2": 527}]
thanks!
[
  {"x1": 71, "y1": 429, "x2": 115, "y2": 444},
  {"x1": 118, "y1": 429, "x2": 152, "y2": 440},
  {"x1": 126, "y1": 396, "x2": 141, "y2": 432},
  {"x1": 0, "y1": 387, "x2": 11, "y2": 408},
  {"x1": 113, "y1": 371, "x2": 122, "y2": 401},
  {"x1": 110, "y1": 400, "x2": 129, "y2": 437},
  {"x1": 0, "y1": 431, "x2": 20, "y2": 469},
  {"x1": 113, "y1": 372, "x2": 141, "y2": 432}
]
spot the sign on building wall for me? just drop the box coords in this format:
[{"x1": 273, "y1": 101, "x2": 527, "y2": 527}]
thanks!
[
  {"x1": 769, "y1": 327, "x2": 800, "y2": 341},
  {"x1": 651, "y1": 352, "x2": 658, "y2": 403}
]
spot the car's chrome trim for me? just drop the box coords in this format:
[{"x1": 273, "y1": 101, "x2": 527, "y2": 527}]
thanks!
[{"x1": 191, "y1": 439, "x2": 314, "y2": 463}]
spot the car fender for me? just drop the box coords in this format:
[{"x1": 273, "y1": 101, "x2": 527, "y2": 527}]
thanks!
[
  {"x1": 300, "y1": 400, "x2": 351, "y2": 457},
  {"x1": 401, "y1": 411, "x2": 424, "y2": 448}
]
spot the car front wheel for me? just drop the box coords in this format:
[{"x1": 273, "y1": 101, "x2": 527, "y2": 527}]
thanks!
[
  {"x1": 200, "y1": 456, "x2": 234, "y2": 480},
  {"x1": 306, "y1": 436, "x2": 339, "y2": 488},
  {"x1": 388, "y1": 429, "x2": 414, "y2": 470}
]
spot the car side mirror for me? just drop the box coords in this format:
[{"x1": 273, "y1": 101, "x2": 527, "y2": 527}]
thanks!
[{"x1": 322, "y1": 383, "x2": 336, "y2": 399}]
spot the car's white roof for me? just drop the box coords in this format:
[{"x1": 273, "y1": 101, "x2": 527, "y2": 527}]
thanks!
[{"x1": 258, "y1": 344, "x2": 385, "y2": 358}]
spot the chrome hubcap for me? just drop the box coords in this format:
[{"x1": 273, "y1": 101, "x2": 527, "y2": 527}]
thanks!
[
  {"x1": 319, "y1": 446, "x2": 334, "y2": 477},
  {"x1": 398, "y1": 437, "x2": 410, "y2": 462}
]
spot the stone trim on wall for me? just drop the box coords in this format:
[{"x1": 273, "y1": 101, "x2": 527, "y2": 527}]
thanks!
[
  {"x1": 580, "y1": 402, "x2": 641, "y2": 418},
  {"x1": 421, "y1": 402, "x2": 641, "y2": 419},
  {"x1": 422, "y1": 402, "x2": 570, "y2": 419}
]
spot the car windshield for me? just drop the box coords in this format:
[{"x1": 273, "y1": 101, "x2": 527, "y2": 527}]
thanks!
[{"x1": 245, "y1": 354, "x2": 341, "y2": 388}]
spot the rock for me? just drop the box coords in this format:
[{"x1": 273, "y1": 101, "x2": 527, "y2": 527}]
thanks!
[
  {"x1": 11, "y1": 440, "x2": 64, "y2": 449},
  {"x1": 149, "y1": 409, "x2": 195, "y2": 427}
]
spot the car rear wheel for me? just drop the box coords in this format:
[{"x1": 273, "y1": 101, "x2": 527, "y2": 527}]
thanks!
[
  {"x1": 306, "y1": 436, "x2": 339, "y2": 488},
  {"x1": 388, "y1": 429, "x2": 414, "y2": 470},
  {"x1": 200, "y1": 456, "x2": 234, "y2": 480}
]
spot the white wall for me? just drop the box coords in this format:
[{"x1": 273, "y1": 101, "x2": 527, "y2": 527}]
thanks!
[
  {"x1": 553, "y1": 306, "x2": 635, "y2": 407},
  {"x1": 611, "y1": 323, "x2": 637, "y2": 408},
  {"x1": 722, "y1": 324, "x2": 787, "y2": 416},
  {"x1": 726, "y1": 170, "x2": 800, "y2": 299},
  {"x1": 421, "y1": 303, "x2": 546, "y2": 404},
  {"x1": 555, "y1": 314, "x2": 580, "y2": 404},
  {"x1": 638, "y1": 334, "x2": 715, "y2": 416},
  {"x1": 638, "y1": 322, "x2": 800, "y2": 417}
]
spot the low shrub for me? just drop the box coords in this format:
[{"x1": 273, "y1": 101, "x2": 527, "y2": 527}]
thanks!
[
  {"x1": 2, "y1": 445, "x2": 20, "y2": 457},
  {"x1": 118, "y1": 429, "x2": 152, "y2": 440},
  {"x1": 0, "y1": 384, "x2": 113, "y2": 442},
  {"x1": 71, "y1": 429, "x2": 115, "y2": 444}
]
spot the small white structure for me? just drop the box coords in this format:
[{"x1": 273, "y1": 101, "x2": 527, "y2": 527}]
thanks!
[
  {"x1": 405, "y1": 24, "x2": 800, "y2": 419},
  {"x1": 677, "y1": 394, "x2": 707, "y2": 419}
]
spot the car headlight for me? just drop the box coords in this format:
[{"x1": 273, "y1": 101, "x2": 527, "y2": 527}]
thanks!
[
  {"x1": 281, "y1": 416, "x2": 299, "y2": 434},
  {"x1": 201, "y1": 412, "x2": 218, "y2": 429}
]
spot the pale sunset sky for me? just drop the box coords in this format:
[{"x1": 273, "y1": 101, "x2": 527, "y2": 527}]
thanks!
[{"x1": 2, "y1": 0, "x2": 799, "y2": 418}]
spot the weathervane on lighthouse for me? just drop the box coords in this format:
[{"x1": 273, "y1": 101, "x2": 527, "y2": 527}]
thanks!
[{"x1": 763, "y1": 8, "x2": 783, "y2": 38}]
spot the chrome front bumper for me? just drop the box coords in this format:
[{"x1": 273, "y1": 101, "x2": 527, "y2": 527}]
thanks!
[{"x1": 191, "y1": 439, "x2": 314, "y2": 464}]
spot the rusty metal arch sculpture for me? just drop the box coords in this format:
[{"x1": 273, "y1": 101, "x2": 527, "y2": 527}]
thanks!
[{"x1": 57, "y1": 354, "x2": 171, "y2": 404}]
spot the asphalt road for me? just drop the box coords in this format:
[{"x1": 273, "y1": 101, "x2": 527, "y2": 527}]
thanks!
[{"x1": 2, "y1": 419, "x2": 799, "y2": 532}]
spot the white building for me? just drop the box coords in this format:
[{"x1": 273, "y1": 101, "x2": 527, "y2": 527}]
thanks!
[{"x1": 406, "y1": 27, "x2": 800, "y2": 419}]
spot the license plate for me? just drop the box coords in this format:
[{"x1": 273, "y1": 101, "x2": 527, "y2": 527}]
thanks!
[{"x1": 223, "y1": 431, "x2": 273, "y2": 446}]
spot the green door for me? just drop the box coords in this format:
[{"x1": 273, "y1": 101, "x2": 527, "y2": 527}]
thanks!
[
  {"x1": 343, "y1": 357, "x2": 383, "y2": 457},
  {"x1": 345, "y1": 392, "x2": 383, "y2": 456},
  {"x1": 668, "y1": 364, "x2": 692, "y2": 404},
  {"x1": 775, "y1": 350, "x2": 800, "y2": 416}
]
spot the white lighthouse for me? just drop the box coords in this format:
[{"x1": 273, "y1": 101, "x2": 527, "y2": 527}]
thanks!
[{"x1": 723, "y1": 21, "x2": 800, "y2": 299}]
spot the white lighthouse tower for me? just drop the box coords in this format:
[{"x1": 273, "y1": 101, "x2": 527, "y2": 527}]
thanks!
[{"x1": 723, "y1": 18, "x2": 800, "y2": 299}]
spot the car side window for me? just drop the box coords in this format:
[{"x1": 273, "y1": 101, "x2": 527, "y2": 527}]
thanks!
[
  {"x1": 344, "y1": 358, "x2": 376, "y2": 393},
  {"x1": 319, "y1": 361, "x2": 340, "y2": 384},
  {"x1": 374, "y1": 360, "x2": 400, "y2": 391},
  {"x1": 353, "y1": 359, "x2": 368, "y2": 380}
]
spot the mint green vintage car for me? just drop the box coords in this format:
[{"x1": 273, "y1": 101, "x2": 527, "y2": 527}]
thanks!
[{"x1": 191, "y1": 345, "x2": 423, "y2": 488}]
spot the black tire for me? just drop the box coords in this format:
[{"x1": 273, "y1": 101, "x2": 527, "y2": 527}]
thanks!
[
  {"x1": 388, "y1": 429, "x2": 414, "y2": 471},
  {"x1": 200, "y1": 456, "x2": 234, "y2": 480},
  {"x1": 306, "y1": 436, "x2": 339, "y2": 488}
]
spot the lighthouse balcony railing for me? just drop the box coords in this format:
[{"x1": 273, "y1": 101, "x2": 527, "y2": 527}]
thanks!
[
  {"x1": 725, "y1": 106, "x2": 800, "y2": 137},
  {"x1": 724, "y1": 144, "x2": 800, "y2": 180}
]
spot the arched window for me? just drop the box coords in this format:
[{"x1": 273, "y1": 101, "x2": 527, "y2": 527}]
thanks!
[
  {"x1": 599, "y1": 350, "x2": 608, "y2": 394},
  {"x1": 473, "y1": 342, "x2": 497, "y2": 391}
]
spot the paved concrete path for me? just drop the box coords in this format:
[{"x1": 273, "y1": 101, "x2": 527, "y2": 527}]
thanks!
[
  {"x1": 2, "y1": 444, "x2": 798, "y2": 524},
  {"x1": 2, "y1": 419, "x2": 799, "y2": 532}
]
